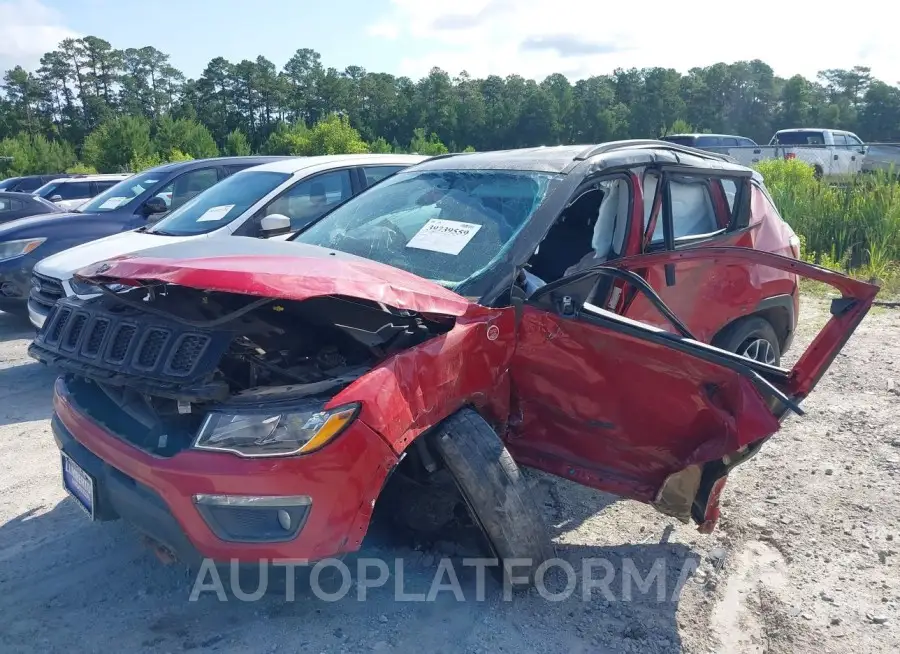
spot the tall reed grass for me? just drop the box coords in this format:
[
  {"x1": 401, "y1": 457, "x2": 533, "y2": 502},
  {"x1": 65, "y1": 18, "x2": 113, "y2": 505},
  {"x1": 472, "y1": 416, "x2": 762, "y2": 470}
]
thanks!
[{"x1": 756, "y1": 159, "x2": 900, "y2": 290}]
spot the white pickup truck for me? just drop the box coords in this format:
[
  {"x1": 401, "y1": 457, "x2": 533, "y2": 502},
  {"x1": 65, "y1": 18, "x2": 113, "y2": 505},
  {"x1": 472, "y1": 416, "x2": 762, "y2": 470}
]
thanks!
[{"x1": 724, "y1": 128, "x2": 867, "y2": 181}]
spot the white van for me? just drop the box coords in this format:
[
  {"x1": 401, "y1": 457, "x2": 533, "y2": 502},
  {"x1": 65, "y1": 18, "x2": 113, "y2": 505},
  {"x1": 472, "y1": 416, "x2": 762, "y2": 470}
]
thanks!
[{"x1": 29, "y1": 154, "x2": 427, "y2": 327}]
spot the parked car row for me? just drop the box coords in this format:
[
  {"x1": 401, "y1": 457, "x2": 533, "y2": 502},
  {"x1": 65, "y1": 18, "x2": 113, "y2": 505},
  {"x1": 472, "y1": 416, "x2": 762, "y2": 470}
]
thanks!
[
  {"x1": 663, "y1": 128, "x2": 871, "y2": 181},
  {"x1": 6, "y1": 143, "x2": 879, "y2": 588}
]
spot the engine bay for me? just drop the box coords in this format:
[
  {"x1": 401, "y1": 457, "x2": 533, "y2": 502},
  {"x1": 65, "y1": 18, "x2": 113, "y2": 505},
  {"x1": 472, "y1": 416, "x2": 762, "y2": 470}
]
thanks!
[{"x1": 31, "y1": 283, "x2": 454, "y2": 455}]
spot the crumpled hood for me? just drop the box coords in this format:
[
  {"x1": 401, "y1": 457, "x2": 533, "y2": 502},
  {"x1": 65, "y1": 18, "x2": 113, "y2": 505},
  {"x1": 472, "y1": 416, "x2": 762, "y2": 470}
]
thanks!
[
  {"x1": 34, "y1": 229, "x2": 197, "y2": 281},
  {"x1": 76, "y1": 236, "x2": 474, "y2": 317}
]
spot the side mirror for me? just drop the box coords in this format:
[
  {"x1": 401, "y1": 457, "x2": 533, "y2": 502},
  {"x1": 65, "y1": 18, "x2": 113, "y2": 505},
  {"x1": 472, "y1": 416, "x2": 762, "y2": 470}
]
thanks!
[
  {"x1": 50, "y1": 195, "x2": 63, "y2": 203},
  {"x1": 260, "y1": 213, "x2": 291, "y2": 238},
  {"x1": 141, "y1": 196, "x2": 168, "y2": 216},
  {"x1": 859, "y1": 147, "x2": 868, "y2": 155}
]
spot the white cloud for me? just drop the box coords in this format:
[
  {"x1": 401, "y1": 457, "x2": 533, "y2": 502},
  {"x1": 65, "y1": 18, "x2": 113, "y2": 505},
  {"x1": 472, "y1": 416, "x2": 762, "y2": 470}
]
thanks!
[
  {"x1": 370, "y1": 0, "x2": 899, "y2": 84},
  {"x1": 0, "y1": 0, "x2": 79, "y2": 72}
]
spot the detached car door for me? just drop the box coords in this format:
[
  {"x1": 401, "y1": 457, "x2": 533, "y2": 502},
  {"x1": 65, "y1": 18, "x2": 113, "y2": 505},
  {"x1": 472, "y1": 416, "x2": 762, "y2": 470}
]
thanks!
[{"x1": 507, "y1": 247, "x2": 877, "y2": 528}]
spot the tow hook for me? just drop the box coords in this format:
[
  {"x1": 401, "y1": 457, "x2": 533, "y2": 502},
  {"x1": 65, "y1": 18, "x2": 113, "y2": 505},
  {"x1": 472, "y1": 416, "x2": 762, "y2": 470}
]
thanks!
[{"x1": 141, "y1": 535, "x2": 177, "y2": 565}]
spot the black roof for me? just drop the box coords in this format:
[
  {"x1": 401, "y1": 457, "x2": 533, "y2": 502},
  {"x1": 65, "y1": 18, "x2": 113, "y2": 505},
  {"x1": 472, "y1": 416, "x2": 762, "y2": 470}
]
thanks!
[
  {"x1": 144, "y1": 155, "x2": 291, "y2": 174},
  {"x1": 414, "y1": 140, "x2": 751, "y2": 175}
]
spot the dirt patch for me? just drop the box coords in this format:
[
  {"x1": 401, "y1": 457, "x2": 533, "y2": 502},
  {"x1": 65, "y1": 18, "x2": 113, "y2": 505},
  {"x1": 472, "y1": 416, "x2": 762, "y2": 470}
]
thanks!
[{"x1": 0, "y1": 297, "x2": 898, "y2": 653}]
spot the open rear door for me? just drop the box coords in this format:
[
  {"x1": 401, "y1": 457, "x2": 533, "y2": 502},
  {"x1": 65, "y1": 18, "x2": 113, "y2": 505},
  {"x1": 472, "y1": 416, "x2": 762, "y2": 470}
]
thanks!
[{"x1": 507, "y1": 247, "x2": 877, "y2": 531}]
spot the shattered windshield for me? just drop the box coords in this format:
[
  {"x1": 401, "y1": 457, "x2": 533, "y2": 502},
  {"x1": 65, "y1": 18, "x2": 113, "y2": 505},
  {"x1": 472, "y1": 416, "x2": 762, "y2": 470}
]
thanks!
[{"x1": 294, "y1": 169, "x2": 560, "y2": 286}]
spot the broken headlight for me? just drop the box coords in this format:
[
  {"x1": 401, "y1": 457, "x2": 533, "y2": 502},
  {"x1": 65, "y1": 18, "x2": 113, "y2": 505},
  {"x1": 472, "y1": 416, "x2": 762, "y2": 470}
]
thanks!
[{"x1": 192, "y1": 401, "x2": 360, "y2": 458}]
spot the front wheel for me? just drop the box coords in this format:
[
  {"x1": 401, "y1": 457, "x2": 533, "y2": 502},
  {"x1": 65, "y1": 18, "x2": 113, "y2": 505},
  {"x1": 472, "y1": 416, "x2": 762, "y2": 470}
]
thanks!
[
  {"x1": 429, "y1": 408, "x2": 555, "y2": 589},
  {"x1": 714, "y1": 316, "x2": 781, "y2": 367}
]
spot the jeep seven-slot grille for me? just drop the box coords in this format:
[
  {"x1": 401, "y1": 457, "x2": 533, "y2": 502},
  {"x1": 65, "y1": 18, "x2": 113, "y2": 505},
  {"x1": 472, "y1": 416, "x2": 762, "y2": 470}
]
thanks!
[{"x1": 31, "y1": 297, "x2": 232, "y2": 391}]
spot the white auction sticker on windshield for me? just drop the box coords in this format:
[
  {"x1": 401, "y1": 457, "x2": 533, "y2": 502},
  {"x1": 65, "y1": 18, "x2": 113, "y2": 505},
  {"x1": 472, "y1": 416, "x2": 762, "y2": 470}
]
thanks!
[
  {"x1": 196, "y1": 204, "x2": 236, "y2": 222},
  {"x1": 99, "y1": 196, "x2": 128, "y2": 209},
  {"x1": 406, "y1": 219, "x2": 482, "y2": 255}
]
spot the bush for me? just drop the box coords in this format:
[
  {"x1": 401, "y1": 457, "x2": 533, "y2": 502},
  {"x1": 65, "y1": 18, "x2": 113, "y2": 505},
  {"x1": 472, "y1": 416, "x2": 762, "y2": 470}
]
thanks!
[
  {"x1": 65, "y1": 162, "x2": 98, "y2": 174},
  {"x1": 223, "y1": 129, "x2": 251, "y2": 156},
  {"x1": 262, "y1": 115, "x2": 368, "y2": 156},
  {"x1": 83, "y1": 115, "x2": 154, "y2": 172},
  {"x1": 153, "y1": 117, "x2": 219, "y2": 159},
  {"x1": 0, "y1": 133, "x2": 77, "y2": 176},
  {"x1": 408, "y1": 128, "x2": 448, "y2": 155},
  {"x1": 756, "y1": 159, "x2": 900, "y2": 272}
]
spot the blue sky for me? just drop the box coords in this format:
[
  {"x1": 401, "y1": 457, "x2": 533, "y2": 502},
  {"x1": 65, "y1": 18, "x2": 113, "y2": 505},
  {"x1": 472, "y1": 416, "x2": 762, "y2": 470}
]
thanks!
[
  {"x1": 36, "y1": 0, "x2": 400, "y2": 78},
  {"x1": 2, "y1": 0, "x2": 898, "y2": 84}
]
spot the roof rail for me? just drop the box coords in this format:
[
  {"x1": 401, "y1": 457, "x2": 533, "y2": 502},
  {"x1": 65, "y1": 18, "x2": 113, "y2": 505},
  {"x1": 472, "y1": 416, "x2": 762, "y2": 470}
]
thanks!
[
  {"x1": 420, "y1": 151, "x2": 476, "y2": 163},
  {"x1": 573, "y1": 139, "x2": 734, "y2": 163}
]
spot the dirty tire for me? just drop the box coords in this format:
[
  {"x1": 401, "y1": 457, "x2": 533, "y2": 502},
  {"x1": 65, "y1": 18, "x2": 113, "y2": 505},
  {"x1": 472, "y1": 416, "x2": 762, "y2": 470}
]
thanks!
[
  {"x1": 429, "y1": 408, "x2": 555, "y2": 589},
  {"x1": 714, "y1": 316, "x2": 781, "y2": 367}
]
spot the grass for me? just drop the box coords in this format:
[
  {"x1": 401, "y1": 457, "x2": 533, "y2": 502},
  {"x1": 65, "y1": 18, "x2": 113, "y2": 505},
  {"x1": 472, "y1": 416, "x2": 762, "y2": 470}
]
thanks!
[{"x1": 756, "y1": 159, "x2": 900, "y2": 299}]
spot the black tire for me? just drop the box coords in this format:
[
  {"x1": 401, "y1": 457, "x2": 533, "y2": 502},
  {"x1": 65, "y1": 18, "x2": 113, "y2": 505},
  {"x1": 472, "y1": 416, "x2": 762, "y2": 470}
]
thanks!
[
  {"x1": 713, "y1": 316, "x2": 781, "y2": 366},
  {"x1": 813, "y1": 165, "x2": 824, "y2": 180},
  {"x1": 429, "y1": 408, "x2": 555, "y2": 589}
]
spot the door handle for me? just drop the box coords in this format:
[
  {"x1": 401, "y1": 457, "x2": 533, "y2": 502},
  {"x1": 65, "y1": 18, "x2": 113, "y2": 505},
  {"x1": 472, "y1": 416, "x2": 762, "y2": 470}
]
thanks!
[
  {"x1": 851, "y1": 156, "x2": 856, "y2": 161},
  {"x1": 753, "y1": 149, "x2": 761, "y2": 154},
  {"x1": 833, "y1": 154, "x2": 839, "y2": 160}
]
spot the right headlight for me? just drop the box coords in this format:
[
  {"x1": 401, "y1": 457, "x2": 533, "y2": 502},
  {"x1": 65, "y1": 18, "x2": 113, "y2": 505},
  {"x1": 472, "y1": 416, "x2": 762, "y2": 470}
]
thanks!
[
  {"x1": 0, "y1": 238, "x2": 46, "y2": 262},
  {"x1": 193, "y1": 401, "x2": 360, "y2": 458}
]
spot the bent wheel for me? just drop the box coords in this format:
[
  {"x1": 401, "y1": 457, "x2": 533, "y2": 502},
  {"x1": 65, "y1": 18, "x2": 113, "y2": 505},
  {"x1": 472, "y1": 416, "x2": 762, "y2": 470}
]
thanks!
[{"x1": 429, "y1": 408, "x2": 555, "y2": 588}]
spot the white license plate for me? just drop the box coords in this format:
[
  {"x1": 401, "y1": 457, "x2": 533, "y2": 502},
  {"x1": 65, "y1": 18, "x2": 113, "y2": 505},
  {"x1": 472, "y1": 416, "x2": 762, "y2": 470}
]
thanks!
[{"x1": 62, "y1": 453, "x2": 95, "y2": 519}]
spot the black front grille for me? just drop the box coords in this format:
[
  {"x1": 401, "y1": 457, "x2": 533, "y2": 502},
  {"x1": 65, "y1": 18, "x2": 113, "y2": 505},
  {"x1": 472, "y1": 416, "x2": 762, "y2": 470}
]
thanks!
[
  {"x1": 29, "y1": 296, "x2": 232, "y2": 399},
  {"x1": 30, "y1": 273, "x2": 65, "y2": 310}
]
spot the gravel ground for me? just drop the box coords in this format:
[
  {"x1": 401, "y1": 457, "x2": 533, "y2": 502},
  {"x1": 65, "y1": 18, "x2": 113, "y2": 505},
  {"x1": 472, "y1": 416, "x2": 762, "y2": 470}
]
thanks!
[{"x1": 0, "y1": 296, "x2": 897, "y2": 654}]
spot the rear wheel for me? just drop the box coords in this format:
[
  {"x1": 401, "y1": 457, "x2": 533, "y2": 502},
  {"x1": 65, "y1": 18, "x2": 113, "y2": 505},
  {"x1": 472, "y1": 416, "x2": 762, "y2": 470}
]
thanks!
[
  {"x1": 714, "y1": 316, "x2": 781, "y2": 366},
  {"x1": 429, "y1": 408, "x2": 555, "y2": 588}
]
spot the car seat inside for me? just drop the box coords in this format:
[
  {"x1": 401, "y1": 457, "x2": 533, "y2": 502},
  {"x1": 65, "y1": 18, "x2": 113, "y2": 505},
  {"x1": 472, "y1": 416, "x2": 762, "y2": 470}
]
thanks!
[{"x1": 525, "y1": 178, "x2": 631, "y2": 288}]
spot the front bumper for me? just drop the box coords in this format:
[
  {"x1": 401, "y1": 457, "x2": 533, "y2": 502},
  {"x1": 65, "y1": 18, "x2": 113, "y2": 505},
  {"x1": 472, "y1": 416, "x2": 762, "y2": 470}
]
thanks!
[{"x1": 53, "y1": 376, "x2": 399, "y2": 563}]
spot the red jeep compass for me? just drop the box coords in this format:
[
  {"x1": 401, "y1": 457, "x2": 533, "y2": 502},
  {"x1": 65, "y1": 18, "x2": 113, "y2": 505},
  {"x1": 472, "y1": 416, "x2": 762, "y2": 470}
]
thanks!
[{"x1": 30, "y1": 142, "x2": 876, "y2": 585}]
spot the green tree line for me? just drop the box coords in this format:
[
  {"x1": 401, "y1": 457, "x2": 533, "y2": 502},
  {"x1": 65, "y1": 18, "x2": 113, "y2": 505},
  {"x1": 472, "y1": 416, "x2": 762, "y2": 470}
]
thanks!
[{"x1": 2, "y1": 35, "x2": 900, "y2": 174}]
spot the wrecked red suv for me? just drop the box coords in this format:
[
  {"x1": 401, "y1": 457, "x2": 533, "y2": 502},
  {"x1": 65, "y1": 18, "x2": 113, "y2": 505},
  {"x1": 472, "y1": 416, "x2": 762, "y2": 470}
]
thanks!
[{"x1": 30, "y1": 142, "x2": 876, "y2": 584}]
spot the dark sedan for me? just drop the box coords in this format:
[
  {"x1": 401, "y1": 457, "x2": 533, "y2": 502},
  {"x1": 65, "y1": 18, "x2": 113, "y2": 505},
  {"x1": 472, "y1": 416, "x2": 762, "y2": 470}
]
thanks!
[{"x1": 0, "y1": 191, "x2": 63, "y2": 225}]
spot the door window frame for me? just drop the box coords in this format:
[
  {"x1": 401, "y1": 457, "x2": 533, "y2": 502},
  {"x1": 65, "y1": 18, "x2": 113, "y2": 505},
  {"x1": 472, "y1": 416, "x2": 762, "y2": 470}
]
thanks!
[
  {"x1": 234, "y1": 166, "x2": 360, "y2": 237},
  {"x1": 642, "y1": 165, "x2": 753, "y2": 253},
  {"x1": 155, "y1": 166, "x2": 222, "y2": 212},
  {"x1": 359, "y1": 165, "x2": 407, "y2": 189}
]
